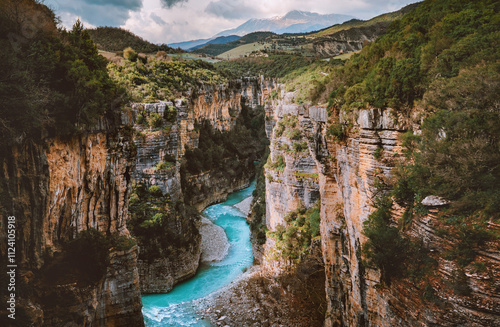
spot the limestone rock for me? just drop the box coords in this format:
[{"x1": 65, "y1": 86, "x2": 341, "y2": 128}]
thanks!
[{"x1": 422, "y1": 195, "x2": 449, "y2": 206}]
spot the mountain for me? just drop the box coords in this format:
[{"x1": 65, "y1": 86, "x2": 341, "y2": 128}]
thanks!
[
  {"x1": 169, "y1": 38, "x2": 213, "y2": 50},
  {"x1": 189, "y1": 35, "x2": 242, "y2": 51},
  {"x1": 87, "y1": 26, "x2": 174, "y2": 53},
  {"x1": 216, "y1": 10, "x2": 355, "y2": 36}
]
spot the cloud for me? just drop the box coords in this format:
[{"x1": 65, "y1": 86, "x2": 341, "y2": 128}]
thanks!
[
  {"x1": 57, "y1": 0, "x2": 143, "y2": 26},
  {"x1": 160, "y1": 0, "x2": 188, "y2": 9},
  {"x1": 205, "y1": 0, "x2": 259, "y2": 19},
  {"x1": 54, "y1": 0, "x2": 419, "y2": 44},
  {"x1": 150, "y1": 12, "x2": 167, "y2": 25}
]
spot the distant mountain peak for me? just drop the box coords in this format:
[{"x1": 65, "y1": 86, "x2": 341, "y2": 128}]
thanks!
[{"x1": 216, "y1": 10, "x2": 355, "y2": 37}]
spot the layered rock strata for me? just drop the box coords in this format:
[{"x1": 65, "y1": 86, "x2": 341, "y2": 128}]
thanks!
[
  {"x1": 132, "y1": 77, "x2": 277, "y2": 293},
  {"x1": 263, "y1": 90, "x2": 500, "y2": 326},
  {"x1": 0, "y1": 114, "x2": 144, "y2": 326}
]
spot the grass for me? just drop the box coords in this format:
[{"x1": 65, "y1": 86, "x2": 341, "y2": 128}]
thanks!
[{"x1": 218, "y1": 42, "x2": 270, "y2": 59}]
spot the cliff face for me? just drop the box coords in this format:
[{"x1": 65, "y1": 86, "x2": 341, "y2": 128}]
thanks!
[
  {"x1": 312, "y1": 22, "x2": 390, "y2": 57},
  {"x1": 264, "y1": 91, "x2": 500, "y2": 326},
  {"x1": 132, "y1": 77, "x2": 276, "y2": 293},
  {"x1": 0, "y1": 115, "x2": 144, "y2": 326}
]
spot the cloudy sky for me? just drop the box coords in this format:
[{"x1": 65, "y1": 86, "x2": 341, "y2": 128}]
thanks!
[{"x1": 44, "y1": 0, "x2": 419, "y2": 44}]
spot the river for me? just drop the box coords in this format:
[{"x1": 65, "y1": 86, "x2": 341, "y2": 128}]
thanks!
[{"x1": 141, "y1": 181, "x2": 255, "y2": 326}]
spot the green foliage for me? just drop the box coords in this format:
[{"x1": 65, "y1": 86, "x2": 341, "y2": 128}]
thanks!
[
  {"x1": 165, "y1": 105, "x2": 177, "y2": 122},
  {"x1": 327, "y1": 122, "x2": 348, "y2": 141},
  {"x1": 181, "y1": 103, "x2": 268, "y2": 202},
  {"x1": 147, "y1": 112, "x2": 163, "y2": 128},
  {"x1": 110, "y1": 234, "x2": 137, "y2": 251},
  {"x1": 154, "y1": 161, "x2": 174, "y2": 171},
  {"x1": 308, "y1": 0, "x2": 500, "y2": 111},
  {"x1": 445, "y1": 221, "x2": 494, "y2": 267},
  {"x1": 0, "y1": 6, "x2": 126, "y2": 147},
  {"x1": 287, "y1": 129, "x2": 302, "y2": 140},
  {"x1": 362, "y1": 197, "x2": 410, "y2": 284},
  {"x1": 373, "y1": 145, "x2": 383, "y2": 160},
  {"x1": 353, "y1": 0, "x2": 500, "y2": 278},
  {"x1": 148, "y1": 185, "x2": 162, "y2": 197},
  {"x1": 215, "y1": 54, "x2": 315, "y2": 79},
  {"x1": 87, "y1": 26, "x2": 176, "y2": 53},
  {"x1": 250, "y1": 149, "x2": 270, "y2": 245},
  {"x1": 108, "y1": 56, "x2": 228, "y2": 102},
  {"x1": 135, "y1": 112, "x2": 146, "y2": 125},
  {"x1": 292, "y1": 141, "x2": 308, "y2": 153},
  {"x1": 265, "y1": 154, "x2": 286, "y2": 172},
  {"x1": 123, "y1": 47, "x2": 138, "y2": 62},
  {"x1": 128, "y1": 183, "x2": 200, "y2": 262},
  {"x1": 268, "y1": 204, "x2": 321, "y2": 262}
]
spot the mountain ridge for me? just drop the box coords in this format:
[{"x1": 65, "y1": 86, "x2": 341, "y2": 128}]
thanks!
[{"x1": 216, "y1": 10, "x2": 355, "y2": 36}]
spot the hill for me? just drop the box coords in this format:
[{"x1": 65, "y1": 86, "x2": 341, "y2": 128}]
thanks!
[
  {"x1": 192, "y1": 32, "x2": 275, "y2": 57},
  {"x1": 87, "y1": 26, "x2": 176, "y2": 53},
  {"x1": 310, "y1": 2, "x2": 420, "y2": 37}
]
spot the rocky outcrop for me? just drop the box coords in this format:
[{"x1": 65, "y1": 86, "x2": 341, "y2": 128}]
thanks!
[
  {"x1": 312, "y1": 22, "x2": 390, "y2": 57},
  {"x1": 263, "y1": 90, "x2": 500, "y2": 326},
  {"x1": 131, "y1": 77, "x2": 277, "y2": 293},
  {"x1": 0, "y1": 114, "x2": 144, "y2": 326}
]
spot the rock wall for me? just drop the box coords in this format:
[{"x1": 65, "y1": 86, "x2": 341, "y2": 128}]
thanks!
[
  {"x1": 131, "y1": 77, "x2": 277, "y2": 293},
  {"x1": 264, "y1": 91, "x2": 500, "y2": 326},
  {"x1": 312, "y1": 22, "x2": 390, "y2": 57},
  {"x1": 0, "y1": 114, "x2": 144, "y2": 326}
]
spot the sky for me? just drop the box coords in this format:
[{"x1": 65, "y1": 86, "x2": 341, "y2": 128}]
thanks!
[{"x1": 44, "y1": 0, "x2": 420, "y2": 44}]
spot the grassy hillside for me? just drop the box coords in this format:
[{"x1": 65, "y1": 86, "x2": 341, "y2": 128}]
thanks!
[
  {"x1": 192, "y1": 32, "x2": 275, "y2": 57},
  {"x1": 87, "y1": 26, "x2": 177, "y2": 53},
  {"x1": 311, "y1": 3, "x2": 419, "y2": 38}
]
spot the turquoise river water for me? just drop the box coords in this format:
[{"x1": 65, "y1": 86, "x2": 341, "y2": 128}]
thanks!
[{"x1": 142, "y1": 181, "x2": 255, "y2": 326}]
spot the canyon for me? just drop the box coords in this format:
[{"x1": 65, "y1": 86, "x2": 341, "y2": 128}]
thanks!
[
  {"x1": 258, "y1": 87, "x2": 500, "y2": 326},
  {"x1": 0, "y1": 76, "x2": 276, "y2": 325},
  {"x1": 1, "y1": 1, "x2": 498, "y2": 325},
  {"x1": 1, "y1": 76, "x2": 498, "y2": 327}
]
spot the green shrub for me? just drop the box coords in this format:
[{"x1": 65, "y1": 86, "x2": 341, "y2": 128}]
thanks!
[
  {"x1": 374, "y1": 145, "x2": 383, "y2": 160},
  {"x1": 269, "y1": 204, "x2": 321, "y2": 262},
  {"x1": 327, "y1": 122, "x2": 347, "y2": 141},
  {"x1": 362, "y1": 197, "x2": 410, "y2": 284},
  {"x1": 287, "y1": 129, "x2": 302, "y2": 140},
  {"x1": 128, "y1": 182, "x2": 200, "y2": 263},
  {"x1": 147, "y1": 112, "x2": 163, "y2": 128},
  {"x1": 154, "y1": 161, "x2": 174, "y2": 170},
  {"x1": 265, "y1": 154, "x2": 286, "y2": 171},
  {"x1": 123, "y1": 47, "x2": 138, "y2": 62},
  {"x1": 136, "y1": 112, "x2": 146, "y2": 125},
  {"x1": 292, "y1": 141, "x2": 307, "y2": 153},
  {"x1": 165, "y1": 105, "x2": 177, "y2": 122},
  {"x1": 148, "y1": 185, "x2": 162, "y2": 197},
  {"x1": 110, "y1": 235, "x2": 137, "y2": 251}
]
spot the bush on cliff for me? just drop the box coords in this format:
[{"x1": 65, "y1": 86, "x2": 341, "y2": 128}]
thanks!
[
  {"x1": 268, "y1": 204, "x2": 321, "y2": 262},
  {"x1": 128, "y1": 182, "x2": 200, "y2": 262}
]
